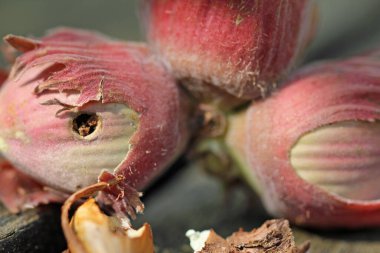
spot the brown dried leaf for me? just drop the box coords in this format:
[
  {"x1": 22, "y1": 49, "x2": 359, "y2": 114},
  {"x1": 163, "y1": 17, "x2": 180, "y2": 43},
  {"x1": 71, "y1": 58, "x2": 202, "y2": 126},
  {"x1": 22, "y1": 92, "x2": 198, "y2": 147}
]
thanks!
[{"x1": 198, "y1": 219, "x2": 309, "y2": 253}]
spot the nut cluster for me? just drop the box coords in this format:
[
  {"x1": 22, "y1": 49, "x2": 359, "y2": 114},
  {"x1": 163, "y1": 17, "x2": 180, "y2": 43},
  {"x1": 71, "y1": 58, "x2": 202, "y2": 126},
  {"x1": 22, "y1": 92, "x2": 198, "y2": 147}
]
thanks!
[{"x1": 0, "y1": 0, "x2": 379, "y2": 230}]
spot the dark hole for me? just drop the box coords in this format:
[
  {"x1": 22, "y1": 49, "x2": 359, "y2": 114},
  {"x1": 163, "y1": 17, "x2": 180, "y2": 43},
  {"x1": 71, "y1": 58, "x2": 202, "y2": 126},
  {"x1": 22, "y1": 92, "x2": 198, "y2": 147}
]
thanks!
[{"x1": 72, "y1": 113, "x2": 99, "y2": 137}]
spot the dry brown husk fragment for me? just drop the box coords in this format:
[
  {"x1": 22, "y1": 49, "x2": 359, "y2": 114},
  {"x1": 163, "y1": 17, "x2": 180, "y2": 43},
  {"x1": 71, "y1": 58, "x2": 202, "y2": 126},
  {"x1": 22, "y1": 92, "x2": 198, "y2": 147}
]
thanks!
[
  {"x1": 200, "y1": 219, "x2": 309, "y2": 253},
  {"x1": 61, "y1": 182, "x2": 153, "y2": 253}
]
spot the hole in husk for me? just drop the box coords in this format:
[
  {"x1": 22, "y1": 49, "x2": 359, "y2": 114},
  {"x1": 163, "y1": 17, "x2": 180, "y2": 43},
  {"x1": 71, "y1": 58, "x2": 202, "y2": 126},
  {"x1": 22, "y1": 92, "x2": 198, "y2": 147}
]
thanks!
[{"x1": 72, "y1": 113, "x2": 100, "y2": 137}]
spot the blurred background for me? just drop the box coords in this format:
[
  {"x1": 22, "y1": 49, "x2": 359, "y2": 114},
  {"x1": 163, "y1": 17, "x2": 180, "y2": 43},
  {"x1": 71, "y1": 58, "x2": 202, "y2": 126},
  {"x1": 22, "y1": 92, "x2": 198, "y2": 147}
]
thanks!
[
  {"x1": 0, "y1": 0, "x2": 380, "y2": 252},
  {"x1": 0, "y1": 0, "x2": 380, "y2": 66},
  {"x1": 0, "y1": 0, "x2": 142, "y2": 39},
  {"x1": 0, "y1": 0, "x2": 142, "y2": 66}
]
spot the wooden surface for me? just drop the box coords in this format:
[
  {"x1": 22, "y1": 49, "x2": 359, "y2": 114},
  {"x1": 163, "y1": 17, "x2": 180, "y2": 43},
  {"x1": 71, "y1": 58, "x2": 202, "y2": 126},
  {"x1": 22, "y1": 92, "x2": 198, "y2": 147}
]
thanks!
[
  {"x1": 137, "y1": 162, "x2": 380, "y2": 252},
  {"x1": 0, "y1": 204, "x2": 65, "y2": 253},
  {"x1": 1, "y1": 161, "x2": 380, "y2": 252}
]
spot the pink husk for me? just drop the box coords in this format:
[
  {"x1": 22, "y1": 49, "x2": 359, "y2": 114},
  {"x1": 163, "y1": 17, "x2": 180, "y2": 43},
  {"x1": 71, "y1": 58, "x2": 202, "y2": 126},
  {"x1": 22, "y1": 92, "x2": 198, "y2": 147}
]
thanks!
[
  {"x1": 0, "y1": 156, "x2": 65, "y2": 212},
  {"x1": 144, "y1": 0, "x2": 317, "y2": 100},
  {"x1": 241, "y1": 54, "x2": 380, "y2": 228},
  {"x1": 0, "y1": 28, "x2": 192, "y2": 212}
]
